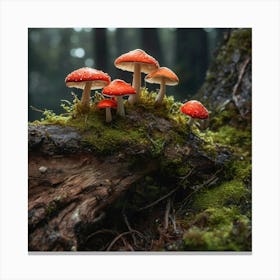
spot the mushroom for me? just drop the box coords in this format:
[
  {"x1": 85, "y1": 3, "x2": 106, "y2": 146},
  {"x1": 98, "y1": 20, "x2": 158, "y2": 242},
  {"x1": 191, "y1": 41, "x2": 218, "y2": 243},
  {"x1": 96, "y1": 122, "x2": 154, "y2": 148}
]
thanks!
[
  {"x1": 145, "y1": 67, "x2": 179, "y2": 104},
  {"x1": 97, "y1": 99, "x2": 117, "y2": 123},
  {"x1": 114, "y1": 49, "x2": 159, "y2": 104},
  {"x1": 180, "y1": 100, "x2": 209, "y2": 126},
  {"x1": 65, "y1": 67, "x2": 111, "y2": 110},
  {"x1": 102, "y1": 79, "x2": 136, "y2": 117}
]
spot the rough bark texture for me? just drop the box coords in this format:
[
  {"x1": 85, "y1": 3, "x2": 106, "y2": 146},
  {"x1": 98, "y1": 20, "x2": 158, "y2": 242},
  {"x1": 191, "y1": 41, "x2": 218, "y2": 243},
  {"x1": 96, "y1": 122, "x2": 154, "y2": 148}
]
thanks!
[
  {"x1": 195, "y1": 28, "x2": 252, "y2": 127},
  {"x1": 28, "y1": 118, "x2": 229, "y2": 251}
]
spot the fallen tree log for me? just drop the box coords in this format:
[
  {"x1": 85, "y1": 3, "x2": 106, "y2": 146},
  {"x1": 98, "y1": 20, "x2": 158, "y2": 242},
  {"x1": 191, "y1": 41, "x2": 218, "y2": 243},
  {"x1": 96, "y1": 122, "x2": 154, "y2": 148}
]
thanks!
[{"x1": 28, "y1": 109, "x2": 230, "y2": 251}]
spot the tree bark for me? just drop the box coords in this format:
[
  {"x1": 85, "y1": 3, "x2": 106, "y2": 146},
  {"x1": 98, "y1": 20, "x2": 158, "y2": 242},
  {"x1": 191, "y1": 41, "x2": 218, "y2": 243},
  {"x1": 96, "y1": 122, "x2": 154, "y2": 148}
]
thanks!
[{"x1": 195, "y1": 28, "x2": 252, "y2": 127}]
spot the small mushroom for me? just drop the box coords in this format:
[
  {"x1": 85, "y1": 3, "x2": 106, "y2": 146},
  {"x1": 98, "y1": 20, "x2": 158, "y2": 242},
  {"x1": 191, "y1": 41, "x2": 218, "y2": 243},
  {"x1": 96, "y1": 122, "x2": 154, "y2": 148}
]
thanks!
[
  {"x1": 114, "y1": 49, "x2": 159, "y2": 104},
  {"x1": 102, "y1": 79, "x2": 136, "y2": 117},
  {"x1": 180, "y1": 100, "x2": 209, "y2": 126},
  {"x1": 65, "y1": 67, "x2": 111, "y2": 110},
  {"x1": 145, "y1": 67, "x2": 179, "y2": 104},
  {"x1": 97, "y1": 99, "x2": 117, "y2": 123}
]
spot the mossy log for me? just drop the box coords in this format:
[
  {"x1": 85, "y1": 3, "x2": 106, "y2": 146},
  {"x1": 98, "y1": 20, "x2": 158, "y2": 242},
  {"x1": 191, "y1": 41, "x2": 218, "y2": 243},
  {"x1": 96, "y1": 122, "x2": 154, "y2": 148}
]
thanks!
[{"x1": 28, "y1": 111, "x2": 230, "y2": 251}]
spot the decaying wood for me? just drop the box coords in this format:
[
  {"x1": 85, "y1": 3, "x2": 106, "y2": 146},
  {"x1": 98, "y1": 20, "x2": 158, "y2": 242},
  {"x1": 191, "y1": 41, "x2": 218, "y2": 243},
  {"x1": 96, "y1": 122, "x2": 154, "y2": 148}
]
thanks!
[
  {"x1": 28, "y1": 120, "x2": 229, "y2": 251},
  {"x1": 29, "y1": 152, "x2": 157, "y2": 251}
]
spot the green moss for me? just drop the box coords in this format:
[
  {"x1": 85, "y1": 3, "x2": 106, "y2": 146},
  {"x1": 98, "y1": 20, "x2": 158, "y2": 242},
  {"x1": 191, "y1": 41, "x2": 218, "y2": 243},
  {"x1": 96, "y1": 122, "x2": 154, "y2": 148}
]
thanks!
[
  {"x1": 197, "y1": 125, "x2": 251, "y2": 150},
  {"x1": 149, "y1": 136, "x2": 166, "y2": 157},
  {"x1": 216, "y1": 29, "x2": 251, "y2": 64},
  {"x1": 82, "y1": 124, "x2": 143, "y2": 154},
  {"x1": 183, "y1": 207, "x2": 251, "y2": 251},
  {"x1": 226, "y1": 158, "x2": 251, "y2": 181},
  {"x1": 211, "y1": 126, "x2": 251, "y2": 148},
  {"x1": 130, "y1": 88, "x2": 186, "y2": 126},
  {"x1": 30, "y1": 88, "x2": 191, "y2": 156},
  {"x1": 193, "y1": 180, "x2": 248, "y2": 210},
  {"x1": 210, "y1": 108, "x2": 237, "y2": 129},
  {"x1": 32, "y1": 109, "x2": 71, "y2": 126},
  {"x1": 197, "y1": 125, "x2": 251, "y2": 158},
  {"x1": 227, "y1": 29, "x2": 252, "y2": 55}
]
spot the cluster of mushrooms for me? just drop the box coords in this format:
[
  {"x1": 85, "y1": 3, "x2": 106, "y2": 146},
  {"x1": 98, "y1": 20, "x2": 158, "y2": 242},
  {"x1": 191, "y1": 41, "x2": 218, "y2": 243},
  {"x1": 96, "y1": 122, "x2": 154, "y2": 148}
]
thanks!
[{"x1": 65, "y1": 49, "x2": 209, "y2": 124}]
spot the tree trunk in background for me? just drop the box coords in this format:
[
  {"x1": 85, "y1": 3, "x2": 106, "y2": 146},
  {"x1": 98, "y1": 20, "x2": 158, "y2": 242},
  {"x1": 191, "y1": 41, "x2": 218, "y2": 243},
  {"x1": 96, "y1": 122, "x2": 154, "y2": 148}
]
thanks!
[
  {"x1": 141, "y1": 28, "x2": 163, "y2": 91},
  {"x1": 94, "y1": 28, "x2": 108, "y2": 72},
  {"x1": 175, "y1": 28, "x2": 209, "y2": 101},
  {"x1": 215, "y1": 28, "x2": 231, "y2": 46},
  {"x1": 141, "y1": 28, "x2": 163, "y2": 65},
  {"x1": 195, "y1": 28, "x2": 252, "y2": 128},
  {"x1": 114, "y1": 28, "x2": 132, "y2": 82},
  {"x1": 115, "y1": 28, "x2": 127, "y2": 55}
]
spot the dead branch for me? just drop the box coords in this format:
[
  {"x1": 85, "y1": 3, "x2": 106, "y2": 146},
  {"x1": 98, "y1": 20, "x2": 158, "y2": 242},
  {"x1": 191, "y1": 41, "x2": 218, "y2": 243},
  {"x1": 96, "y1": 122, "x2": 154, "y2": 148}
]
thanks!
[
  {"x1": 138, "y1": 186, "x2": 180, "y2": 211},
  {"x1": 232, "y1": 57, "x2": 251, "y2": 107},
  {"x1": 164, "y1": 199, "x2": 171, "y2": 230}
]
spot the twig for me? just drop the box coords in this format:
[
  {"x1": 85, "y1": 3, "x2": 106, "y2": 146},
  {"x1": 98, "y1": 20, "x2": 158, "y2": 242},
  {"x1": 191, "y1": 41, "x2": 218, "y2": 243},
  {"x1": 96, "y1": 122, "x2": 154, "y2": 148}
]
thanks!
[
  {"x1": 92, "y1": 211, "x2": 106, "y2": 224},
  {"x1": 138, "y1": 186, "x2": 180, "y2": 211},
  {"x1": 164, "y1": 199, "x2": 171, "y2": 230},
  {"x1": 169, "y1": 201, "x2": 177, "y2": 232},
  {"x1": 169, "y1": 213, "x2": 177, "y2": 232},
  {"x1": 139, "y1": 168, "x2": 193, "y2": 214},
  {"x1": 30, "y1": 105, "x2": 44, "y2": 113},
  {"x1": 106, "y1": 230, "x2": 143, "y2": 251},
  {"x1": 177, "y1": 168, "x2": 223, "y2": 213},
  {"x1": 123, "y1": 212, "x2": 137, "y2": 246},
  {"x1": 232, "y1": 57, "x2": 250, "y2": 108},
  {"x1": 179, "y1": 167, "x2": 195, "y2": 182}
]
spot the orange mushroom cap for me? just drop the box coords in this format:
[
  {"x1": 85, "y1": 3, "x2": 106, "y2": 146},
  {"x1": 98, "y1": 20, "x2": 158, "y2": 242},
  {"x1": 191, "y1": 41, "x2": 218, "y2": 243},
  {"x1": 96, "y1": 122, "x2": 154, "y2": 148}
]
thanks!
[
  {"x1": 180, "y1": 100, "x2": 209, "y2": 119},
  {"x1": 65, "y1": 67, "x2": 111, "y2": 90},
  {"x1": 114, "y1": 49, "x2": 159, "y2": 74},
  {"x1": 97, "y1": 99, "x2": 117, "y2": 109},
  {"x1": 145, "y1": 67, "x2": 179, "y2": 86},
  {"x1": 102, "y1": 79, "x2": 136, "y2": 97}
]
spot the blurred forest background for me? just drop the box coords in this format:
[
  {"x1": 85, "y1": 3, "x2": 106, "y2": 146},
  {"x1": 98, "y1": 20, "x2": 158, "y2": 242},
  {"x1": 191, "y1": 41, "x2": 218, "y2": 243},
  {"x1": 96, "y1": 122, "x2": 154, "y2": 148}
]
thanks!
[{"x1": 28, "y1": 28, "x2": 230, "y2": 121}]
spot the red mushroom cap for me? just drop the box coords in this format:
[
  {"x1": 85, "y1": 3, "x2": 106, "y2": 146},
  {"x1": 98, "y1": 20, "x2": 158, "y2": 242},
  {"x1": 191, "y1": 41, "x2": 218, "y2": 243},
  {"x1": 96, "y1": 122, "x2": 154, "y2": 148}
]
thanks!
[
  {"x1": 145, "y1": 67, "x2": 179, "y2": 86},
  {"x1": 102, "y1": 79, "x2": 136, "y2": 97},
  {"x1": 97, "y1": 99, "x2": 117, "y2": 109},
  {"x1": 180, "y1": 100, "x2": 209, "y2": 119},
  {"x1": 65, "y1": 67, "x2": 111, "y2": 90},
  {"x1": 114, "y1": 49, "x2": 159, "y2": 74}
]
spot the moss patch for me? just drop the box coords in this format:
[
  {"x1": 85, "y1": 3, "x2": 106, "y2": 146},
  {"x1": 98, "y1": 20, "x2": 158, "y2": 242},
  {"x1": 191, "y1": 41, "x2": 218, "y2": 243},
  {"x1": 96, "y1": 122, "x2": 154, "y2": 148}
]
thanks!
[
  {"x1": 183, "y1": 207, "x2": 251, "y2": 251},
  {"x1": 193, "y1": 180, "x2": 248, "y2": 210},
  {"x1": 30, "y1": 88, "x2": 191, "y2": 157}
]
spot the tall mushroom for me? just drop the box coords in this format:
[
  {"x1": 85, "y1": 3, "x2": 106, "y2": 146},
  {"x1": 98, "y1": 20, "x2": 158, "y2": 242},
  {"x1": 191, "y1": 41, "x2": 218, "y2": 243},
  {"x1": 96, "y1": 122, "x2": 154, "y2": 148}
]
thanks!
[
  {"x1": 145, "y1": 67, "x2": 179, "y2": 104},
  {"x1": 65, "y1": 67, "x2": 111, "y2": 110},
  {"x1": 102, "y1": 79, "x2": 136, "y2": 117},
  {"x1": 97, "y1": 99, "x2": 117, "y2": 123},
  {"x1": 114, "y1": 49, "x2": 159, "y2": 105},
  {"x1": 180, "y1": 100, "x2": 209, "y2": 126}
]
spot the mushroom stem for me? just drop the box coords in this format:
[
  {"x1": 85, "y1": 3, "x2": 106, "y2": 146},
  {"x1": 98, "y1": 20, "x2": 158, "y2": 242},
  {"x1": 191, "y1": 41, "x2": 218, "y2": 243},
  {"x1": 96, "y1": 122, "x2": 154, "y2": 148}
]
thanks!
[
  {"x1": 187, "y1": 117, "x2": 194, "y2": 126},
  {"x1": 129, "y1": 63, "x2": 141, "y2": 104},
  {"x1": 155, "y1": 79, "x2": 166, "y2": 104},
  {"x1": 105, "y1": 108, "x2": 112, "y2": 123},
  {"x1": 81, "y1": 81, "x2": 93, "y2": 108},
  {"x1": 199, "y1": 118, "x2": 210, "y2": 130},
  {"x1": 116, "y1": 96, "x2": 125, "y2": 117}
]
